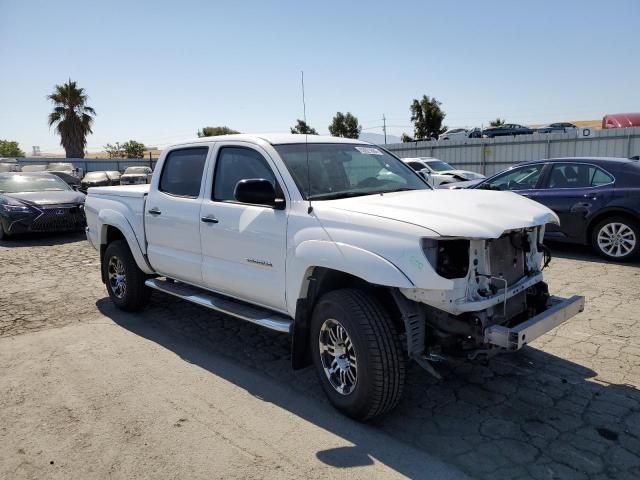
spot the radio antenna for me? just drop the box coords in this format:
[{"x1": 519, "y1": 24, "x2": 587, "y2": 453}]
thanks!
[{"x1": 301, "y1": 70, "x2": 313, "y2": 214}]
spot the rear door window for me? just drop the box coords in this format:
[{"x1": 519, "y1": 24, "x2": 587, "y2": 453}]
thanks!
[
  {"x1": 159, "y1": 147, "x2": 208, "y2": 198},
  {"x1": 547, "y1": 163, "x2": 614, "y2": 189}
]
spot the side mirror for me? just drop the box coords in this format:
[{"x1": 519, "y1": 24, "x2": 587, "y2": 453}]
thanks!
[
  {"x1": 234, "y1": 178, "x2": 284, "y2": 209},
  {"x1": 72, "y1": 184, "x2": 79, "y2": 191}
]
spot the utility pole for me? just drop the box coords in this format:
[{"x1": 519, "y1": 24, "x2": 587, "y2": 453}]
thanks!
[{"x1": 382, "y1": 114, "x2": 387, "y2": 144}]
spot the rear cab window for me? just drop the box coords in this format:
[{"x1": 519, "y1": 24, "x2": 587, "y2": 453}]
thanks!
[{"x1": 159, "y1": 147, "x2": 209, "y2": 198}]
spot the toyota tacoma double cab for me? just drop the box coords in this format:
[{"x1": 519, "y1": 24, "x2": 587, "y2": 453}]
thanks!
[{"x1": 85, "y1": 134, "x2": 584, "y2": 420}]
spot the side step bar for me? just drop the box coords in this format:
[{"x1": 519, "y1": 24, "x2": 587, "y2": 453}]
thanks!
[{"x1": 145, "y1": 278, "x2": 293, "y2": 334}]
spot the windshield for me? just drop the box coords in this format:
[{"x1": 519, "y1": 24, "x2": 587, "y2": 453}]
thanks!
[
  {"x1": 0, "y1": 174, "x2": 71, "y2": 193},
  {"x1": 274, "y1": 143, "x2": 428, "y2": 200},
  {"x1": 124, "y1": 167, "x2": 150, "y2": 174},
  {"x1": 425, "y1": 160, "x2": 454, "y2": 172}
]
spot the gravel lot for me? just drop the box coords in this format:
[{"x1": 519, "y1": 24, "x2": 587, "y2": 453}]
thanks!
[{"x1": 1, "y1": 233, "x2": 639, "y2": 479}]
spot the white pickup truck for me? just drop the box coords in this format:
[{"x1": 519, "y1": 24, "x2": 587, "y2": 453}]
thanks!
[{"x1": 85, "y1": 134, "x2": 584, "y2": 420}]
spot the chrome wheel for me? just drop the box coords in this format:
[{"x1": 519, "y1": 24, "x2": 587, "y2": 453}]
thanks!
[
  {"x1": 597, "y1": 222, "x2": 637, "y2": 258},
  {"x1": 107, "y1": 256, "x2": 127, "y2": 298},
  {"x1": 319, "y1": 318, "x2": 357, "y2": 395}
]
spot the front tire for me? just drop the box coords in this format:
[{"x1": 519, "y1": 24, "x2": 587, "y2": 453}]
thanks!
[
  {"x1": 591, "y1": 216, "x2": 640, "y2": 261},
  {"x1": 311, "y1": 289, "x2": 406, "y2": 421},
  {"x1": 102, "y1": 240, "x2": 151, "y2": 311}
]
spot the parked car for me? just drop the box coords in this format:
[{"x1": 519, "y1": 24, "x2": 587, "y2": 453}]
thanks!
[
  {"x1": 440, "y1": 179, "x2": 484, "y2": 189},
  {"x1": 439, "y1": 128, "x2": 468, "y2": 140},
  {"x1": 120, "y1": 166, "x2": 153, "y2": 185},
  {"x1": 80, "y1": 171, "x2": 120, "y2": 192},
  {"x1": 473, "y1": 157, "x2": 640, "y2": 260},
  {"x1": 45, "y1": 162, "x2": 83, "y2": 179},
  {"x1": 467, "y1": 127, "x2": 482, "y2": 138},
  {"x1": 402, "y1": 157, "x2": 485, "y2": 187},
  {"x1": 482, "y1": 124, "x2": 535, "y2": 138},
  {"x1": 48, "y1": 170, "x2": 82, "y2": 190},
  {"x1": 85, "y1": 133, "x2": 584, "y2": 420},
  {"x1": 0, "y1": 159, "x2": 20, "y2": 172},
  {"x1": 602, "y1": 113, "x2": 640, "y2": 129},
  {"x1": 105, "y1": 170, "x2": 121, "y2": 184},
  {"x1": 536, "y1": 122, "x2": 577, "y2": 134},
  {"x1": 21, "y1": 165, "x2": 48, "y2": 172},
  {"x1": 0, "y1": 172, "x2": 86, "y2": 239}
]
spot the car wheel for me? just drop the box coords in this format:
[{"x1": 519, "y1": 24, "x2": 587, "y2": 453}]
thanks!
[
  {"x1": 591, "y1": 216, "x2": 640, "y2": 261},
  {"x1": 102, "y1": 240, "x2": 151, "y2": 311},
  {"x1": 311, "y1": 288, "x2": 406, "y2": 420}
]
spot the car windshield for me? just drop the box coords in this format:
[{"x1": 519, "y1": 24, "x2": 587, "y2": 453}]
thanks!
[
  {"x1": 425, "y1": 160, "x2": 454, "y2": 172},
  {"x1": 124, "y1": 167, "x2": 150, "y2": 174},
  {"x1": 0, "y1": 174, "x2": 71, "y2": 193},
  {"x1": 274, "y1": 143, "x2": 428, "y2": 200}
]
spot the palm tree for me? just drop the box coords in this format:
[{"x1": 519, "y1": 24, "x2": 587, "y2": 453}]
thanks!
[{"x1": 47, "y1": 80, "x2": 96, "y2": 158}]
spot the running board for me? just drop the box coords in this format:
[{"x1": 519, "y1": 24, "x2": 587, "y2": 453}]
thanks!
[{"x1": 144, "y1": 278, "x2": 293, "y2": 333}]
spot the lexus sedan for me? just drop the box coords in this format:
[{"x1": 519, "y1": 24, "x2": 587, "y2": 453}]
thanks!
[
  {"x1": 473, "y1": 157, "x2": 640, "y2": 261},
  {"x1": 0, "y1": 172, "x2": 86, "y2": 239}
]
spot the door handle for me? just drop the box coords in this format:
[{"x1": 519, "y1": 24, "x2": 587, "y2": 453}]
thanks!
[
  {"x1": 201, "y1": 216, "x2": 219, "y2": 224},
  {"x1": 583, "y1": 194, "x2": 598, "y2": 200},
  {"x1": 148, "y1": 208, "x2": 161, "y2": 215}
]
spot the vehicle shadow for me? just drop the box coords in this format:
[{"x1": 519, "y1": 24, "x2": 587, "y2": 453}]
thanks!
[
  {"x1": 97, "y1": 296, "x2": 640, "y2": 479},
  {"x1": 547, "y1": 241, "x2": 640, "y2": 267},
  {"x1": 0, "y1": 231, "x2": 85, "y2": 248}
]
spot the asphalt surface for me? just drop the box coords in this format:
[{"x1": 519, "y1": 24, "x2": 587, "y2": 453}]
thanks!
[{"x1": 0, "y1": 232, "x2": 639, "y2": 479}]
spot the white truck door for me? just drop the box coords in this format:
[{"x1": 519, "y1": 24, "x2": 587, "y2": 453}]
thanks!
[
  {"x1": 145, "y1": 146, "x2": 210, "y2": 285},
  {"x1": 199, "y1": 144, "x2": 287, "y2": 311}
]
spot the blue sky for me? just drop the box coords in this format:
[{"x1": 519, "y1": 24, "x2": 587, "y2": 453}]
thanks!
[{"x1": 1, "y1": 0, "x2": 639, "y2": 154}]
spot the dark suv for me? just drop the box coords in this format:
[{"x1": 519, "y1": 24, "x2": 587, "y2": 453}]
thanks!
[{"x1": 474, "y1": 157, "x2": 640, "y2": 261}]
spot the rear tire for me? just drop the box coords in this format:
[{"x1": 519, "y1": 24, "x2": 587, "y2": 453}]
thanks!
[
  {"x1": 591, "y1": 216, "x2": 640, "y2": 261},
  {"x1": 310, "y1": 288, "x2": 406, "y2": 421},
  {"x1": 102, "y1": 240, "x2": 151, "y2": 311}
]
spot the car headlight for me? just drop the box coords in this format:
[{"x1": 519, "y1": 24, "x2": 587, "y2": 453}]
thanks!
[{"x1": 1, "y1": 203, "x2": 30, "y2": 213}]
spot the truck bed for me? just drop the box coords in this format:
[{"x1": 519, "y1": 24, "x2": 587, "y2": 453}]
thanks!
[{"x1": 87, "y1": 184, "x2": 150, "y2": 197}]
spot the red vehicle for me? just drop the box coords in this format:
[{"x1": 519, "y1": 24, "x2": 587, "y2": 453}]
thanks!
[{"x1": 602, "y1": 113, "x2": 640, "y2": 129}]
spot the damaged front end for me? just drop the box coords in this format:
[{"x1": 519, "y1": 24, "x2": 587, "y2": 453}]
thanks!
[{"x1": 399, "y1": 226, "x2": 585, "y2": 363}]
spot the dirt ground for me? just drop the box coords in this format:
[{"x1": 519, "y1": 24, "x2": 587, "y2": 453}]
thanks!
[{"x1": 0, "y1": 233, "x2": 639, "y2": 479}]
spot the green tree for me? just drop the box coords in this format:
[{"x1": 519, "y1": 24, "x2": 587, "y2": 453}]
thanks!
[
  {"x1": 328, "y1": 112, "x2": 361, "y2": 139},
  {"x1": 122, "y1": 140, "x2": 146, "y2": 158},
  {"x1": 197, "y1": 126, "x2": 240, "y2": 137},
  {"x1": 409, "y1": 95, "x2": 446, "y2": 140},
  {"x1": 290, "y1": 119, "x2": 317, "y2": 135},
  {"x1": 401, "y1": 133, "x2": 414, "y2": 143},
  {"x1": 0, "y1": 140, "x2": 25, "y2": 157},
  {"x1": 104, "y1": 142, "x2": 125, "y2": 159},
  {"x1": 47, "y1": 79, "x2": 96, "y2": 158},
  {"x1": 490, "y1": 118, "x2": 506, "y2": 127}
]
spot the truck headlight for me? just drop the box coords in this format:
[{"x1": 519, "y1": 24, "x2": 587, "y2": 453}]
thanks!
[{"x1": 422, "y1": 238, "x2": 470, "y2": 279}]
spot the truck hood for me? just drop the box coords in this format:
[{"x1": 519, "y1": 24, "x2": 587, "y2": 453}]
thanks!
[{"x1": 320, "y1": 189, "x2": 559, "y2": 238}]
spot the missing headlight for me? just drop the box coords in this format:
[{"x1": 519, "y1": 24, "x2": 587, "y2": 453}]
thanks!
[{"x1": 422, "y1": 239, "x2": 470, "y2": 279}]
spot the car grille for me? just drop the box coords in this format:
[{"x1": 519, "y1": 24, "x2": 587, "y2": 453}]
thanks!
[{"x1": 30, "y1": 204, "x2": 86, "y2": 232}]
